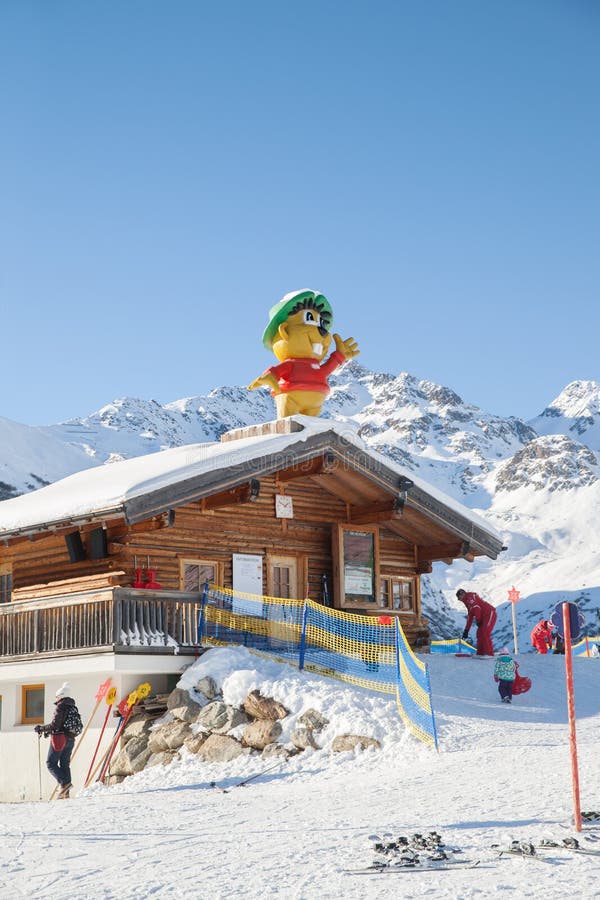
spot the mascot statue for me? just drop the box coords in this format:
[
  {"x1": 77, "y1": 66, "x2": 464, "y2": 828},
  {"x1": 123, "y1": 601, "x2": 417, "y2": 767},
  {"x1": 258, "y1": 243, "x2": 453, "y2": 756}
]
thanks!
[{"x1": 249, "y1": 289, "x2": 359, "y2": 419}]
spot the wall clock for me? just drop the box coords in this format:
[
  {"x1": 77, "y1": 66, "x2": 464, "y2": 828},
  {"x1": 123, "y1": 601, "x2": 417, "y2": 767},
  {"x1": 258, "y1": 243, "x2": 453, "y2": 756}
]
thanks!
[{"x1": 275, "y1": 494, "x2": 294, "y2": 519}]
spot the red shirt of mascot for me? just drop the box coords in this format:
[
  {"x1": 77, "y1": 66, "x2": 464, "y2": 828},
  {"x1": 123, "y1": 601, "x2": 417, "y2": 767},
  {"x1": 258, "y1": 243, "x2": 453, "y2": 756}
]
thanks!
[
  {"x1": 530, "y1": 619, "x2": 555, "y2": 654},
  {"x1": 248, "y1": 290, "x2": 359, "y2": 419},
  {"x1": 456, "y1": 588, "x2": 497, "y2": 656}
]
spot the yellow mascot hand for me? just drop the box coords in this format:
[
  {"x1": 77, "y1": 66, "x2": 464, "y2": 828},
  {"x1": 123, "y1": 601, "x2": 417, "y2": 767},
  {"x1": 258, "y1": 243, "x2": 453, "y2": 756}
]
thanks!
[
  {"x1": 248, "y1": 372, "x2": 281, "y2": 393},
  {"x1": 333, "y1": 333, "x2": 360, "y2": 360}
]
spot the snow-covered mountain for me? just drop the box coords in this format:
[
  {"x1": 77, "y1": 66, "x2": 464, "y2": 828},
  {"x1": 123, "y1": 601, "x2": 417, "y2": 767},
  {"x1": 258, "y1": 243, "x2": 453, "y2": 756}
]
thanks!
[{"x1": 3, "y1": 366, "x2": 599, "y2": 646}]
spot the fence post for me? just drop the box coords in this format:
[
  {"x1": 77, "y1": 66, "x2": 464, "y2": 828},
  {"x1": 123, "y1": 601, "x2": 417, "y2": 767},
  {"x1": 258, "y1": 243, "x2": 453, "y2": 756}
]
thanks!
[
  {"x1": 197, "y1": 582, "x2": 209, "y2": 646},
  {"x1": 424, "y1": 662, "x2": 439, "y2": 752},
  {"x1": 298, "y1": 601, "x2": 309, "y2": 671}
]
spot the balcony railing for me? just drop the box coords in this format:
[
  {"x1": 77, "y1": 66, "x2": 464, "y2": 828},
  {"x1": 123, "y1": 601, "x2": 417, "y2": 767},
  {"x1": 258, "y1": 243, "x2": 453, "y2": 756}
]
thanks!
[{"x1": 0, "y1": 588, "x2": 204, "y2": 661}]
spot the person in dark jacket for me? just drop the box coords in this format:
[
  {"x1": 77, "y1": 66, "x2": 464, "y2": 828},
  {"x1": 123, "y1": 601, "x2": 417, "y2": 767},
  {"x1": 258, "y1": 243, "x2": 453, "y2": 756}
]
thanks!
[
  {"x1": 456, "y1": 588, "x2": 497, "y2": 656},
  {"x1": 34, "y1": 682, "x2": 78, "y2": 798}
]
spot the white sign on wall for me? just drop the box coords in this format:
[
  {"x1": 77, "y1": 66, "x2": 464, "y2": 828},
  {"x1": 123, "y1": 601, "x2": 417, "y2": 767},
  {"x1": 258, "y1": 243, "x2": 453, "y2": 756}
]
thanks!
[{"x1": 232, "y1": 553, "x2": 264, "y2": 596}]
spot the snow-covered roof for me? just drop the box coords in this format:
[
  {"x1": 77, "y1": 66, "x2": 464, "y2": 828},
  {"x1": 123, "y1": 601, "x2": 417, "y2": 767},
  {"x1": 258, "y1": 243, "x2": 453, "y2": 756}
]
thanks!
[{"x1": 0, "y1": 416, "x2": 503, "y2": 553}]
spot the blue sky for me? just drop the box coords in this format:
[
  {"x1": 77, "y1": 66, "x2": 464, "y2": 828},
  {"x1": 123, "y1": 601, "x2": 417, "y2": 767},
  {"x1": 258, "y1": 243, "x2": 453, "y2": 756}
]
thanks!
[{"x1": 1, "y1": 1, "x2": 598, "y2": 426}]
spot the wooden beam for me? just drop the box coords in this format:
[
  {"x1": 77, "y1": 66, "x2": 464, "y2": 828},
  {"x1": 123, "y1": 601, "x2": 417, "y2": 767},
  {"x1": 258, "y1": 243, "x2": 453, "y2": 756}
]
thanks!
[
  {"x1": 276, "y1": 453, "x2": 337, "y2": 484},
  {"x1": 201, "y1": 480, "x2": 260, "y2": 512},
  {"x1": 348, "y1": 499, "x2": 402, "y2": 525},
  {"x1": 417, "y1": 542, "x2": 464, "y2": 564},
  {"x1": 460, "y1": 541, "x2": 476, "y2": 562}
]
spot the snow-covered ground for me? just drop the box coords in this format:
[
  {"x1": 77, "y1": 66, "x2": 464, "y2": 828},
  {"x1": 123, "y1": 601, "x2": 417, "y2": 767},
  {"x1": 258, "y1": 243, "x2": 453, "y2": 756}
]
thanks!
[{"x1": 1, "y1": 647, "x2": 599, "y2": 899}]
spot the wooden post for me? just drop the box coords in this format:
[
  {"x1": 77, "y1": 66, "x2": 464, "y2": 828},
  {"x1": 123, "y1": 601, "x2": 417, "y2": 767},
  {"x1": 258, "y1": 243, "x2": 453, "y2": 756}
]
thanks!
[
  {"x1": 511, "y1": 602, "x2": 519, "y2": 655},
  {"x1": 508, "y1": 586, "x2": 520, "y2": 655},
  {"x1": 563, "y1": 602, "x2": 582, "y2": 832}
]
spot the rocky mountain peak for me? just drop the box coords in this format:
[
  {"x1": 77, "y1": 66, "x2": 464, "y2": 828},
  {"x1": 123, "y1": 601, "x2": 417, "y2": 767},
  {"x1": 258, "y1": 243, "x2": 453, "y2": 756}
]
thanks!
[
  {"x1": 529, "y1": 380, "x2": 600, "y2": 450},
  {"x1": 495, "y1": 434, "x2": 598, "y2": 492}
]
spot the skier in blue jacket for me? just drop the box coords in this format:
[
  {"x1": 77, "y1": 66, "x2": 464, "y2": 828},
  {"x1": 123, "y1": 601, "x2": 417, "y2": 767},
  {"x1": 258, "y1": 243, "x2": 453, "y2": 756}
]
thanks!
[{"x1": 493, "y1": 648, "x2": 516, "y2": 703}]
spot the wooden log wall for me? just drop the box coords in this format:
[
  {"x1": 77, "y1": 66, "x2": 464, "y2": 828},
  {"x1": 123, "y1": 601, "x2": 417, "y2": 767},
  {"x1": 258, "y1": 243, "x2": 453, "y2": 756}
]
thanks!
[
  {"x1": 0, "y1": 475, "x2": 426, "y2": 630},
  {"x1": 121, "y1": 475, "x2": 345, "y2": 603}
]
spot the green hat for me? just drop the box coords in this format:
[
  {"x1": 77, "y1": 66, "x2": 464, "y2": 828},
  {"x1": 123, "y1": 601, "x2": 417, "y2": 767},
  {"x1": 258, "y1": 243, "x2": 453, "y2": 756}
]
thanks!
[{"x1": 262, "y1": 289, "x2": 333, "y2": 350}]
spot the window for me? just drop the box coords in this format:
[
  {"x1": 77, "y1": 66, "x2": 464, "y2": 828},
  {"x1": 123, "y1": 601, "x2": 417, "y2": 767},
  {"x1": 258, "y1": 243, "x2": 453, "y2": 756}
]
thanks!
[
  {"x1": 179, "y1": 559, "x2": 222, "y2": 592},
  {"x1": 22, "y1": 684, "x2": 45, "y2": 725},
  {"x1": 334, "y1": 525, "x2": 380, "y2": 608},
  {"x1": 267, "y1": 555, "x2": 301, "y2": 600},
  {"x1": 380, "y1": 576, "x2": 415, "y2": 612},
  {"x1": 0, "y1": 564, "x2": 12, "y2": 603}
]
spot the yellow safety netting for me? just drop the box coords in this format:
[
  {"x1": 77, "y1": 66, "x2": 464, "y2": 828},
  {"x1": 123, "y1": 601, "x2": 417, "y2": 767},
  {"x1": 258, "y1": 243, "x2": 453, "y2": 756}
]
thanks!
[{"x1": 200, "y1": 585, "x2": 437, "y2": 748}]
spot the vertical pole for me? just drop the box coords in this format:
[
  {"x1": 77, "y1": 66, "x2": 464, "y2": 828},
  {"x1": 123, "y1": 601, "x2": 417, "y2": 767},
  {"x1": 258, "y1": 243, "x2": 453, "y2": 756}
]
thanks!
[
  {"x1": 584, "y1": 636, "x2": 590, "y2": 657},
  {"x1": 84, "y1": 700, "x2": 114, "y2": 788},
  {"x1": 394, "y1": 618, "x2": 401, "y2": 681},
  {"x1": 563, "y1": 602, "x2": 582, "y2": 832},
  {"x1": 198, "y1": 582, "x2": 209, "y2": 646},
  {"x1": 299, "y1": 601, "x2": 309, "y2": 671},
  {"x1": 424, "y1": 662, "x2": 439, "y2": 753},
  {"x1": 37, "y1": 735, "x2": 42, "y2": 800},
  {"x1": 511, "y1": 602, "x2": 519, "y2": 655}
]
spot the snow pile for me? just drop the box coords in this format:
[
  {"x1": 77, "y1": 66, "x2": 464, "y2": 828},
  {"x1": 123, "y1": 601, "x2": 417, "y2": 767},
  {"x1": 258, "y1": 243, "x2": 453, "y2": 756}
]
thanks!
[{"x1": 86, "y1": 647, "x2": 412, "y2": 796}]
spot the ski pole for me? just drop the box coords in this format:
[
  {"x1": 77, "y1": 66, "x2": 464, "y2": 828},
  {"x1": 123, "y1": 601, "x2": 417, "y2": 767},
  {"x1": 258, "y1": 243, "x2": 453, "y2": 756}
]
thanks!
[
  {"x1": 37, "y1": 734, "x2": 42, "y2": 801},
  {"x1": 86, "y1": 727, "x2": 120, "y2": 787},
  {"x1": 211, "y1": 760, "x2": 282, "y2": 793},
  {"x1": 84, "y1": 686, "x2": 117, "y2": 788},
  {"x1": 234, "y1": 760, "x2": 282, "y2": 788}
]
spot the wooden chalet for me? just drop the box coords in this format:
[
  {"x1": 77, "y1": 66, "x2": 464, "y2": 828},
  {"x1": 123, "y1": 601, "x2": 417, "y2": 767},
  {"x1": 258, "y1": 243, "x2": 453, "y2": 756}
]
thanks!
[{"x1": 0, "y1": 416, "x2": 504, "y2": 665}]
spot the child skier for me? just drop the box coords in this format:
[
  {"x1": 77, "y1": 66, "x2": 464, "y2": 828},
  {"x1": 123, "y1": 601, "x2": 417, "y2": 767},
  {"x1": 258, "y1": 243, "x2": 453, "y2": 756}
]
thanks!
[
  {"x1": 494, "y1": 647, "x2": 516, "y2": 703},
  {"x1": 530, "y1": 618, "x2": 555, "y2": 654}
]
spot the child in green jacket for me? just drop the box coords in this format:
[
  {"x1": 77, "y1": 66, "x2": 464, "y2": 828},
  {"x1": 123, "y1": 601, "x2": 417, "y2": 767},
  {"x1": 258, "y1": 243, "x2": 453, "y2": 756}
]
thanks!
[{"x1": 494, "y1": 647, "x2": 516, "y2": 703}]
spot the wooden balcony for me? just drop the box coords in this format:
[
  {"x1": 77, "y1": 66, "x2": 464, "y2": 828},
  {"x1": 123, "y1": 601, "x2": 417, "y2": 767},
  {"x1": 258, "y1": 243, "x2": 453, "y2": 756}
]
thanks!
[{"x1": 0, "y1": 587, "x2": 204, "y2": 661}]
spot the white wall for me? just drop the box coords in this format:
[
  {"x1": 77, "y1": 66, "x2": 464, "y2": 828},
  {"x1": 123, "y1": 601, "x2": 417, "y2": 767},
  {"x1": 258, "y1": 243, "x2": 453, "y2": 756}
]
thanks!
[{"x1": 0, "y1": 652, "x2": 191, "y2": 802}]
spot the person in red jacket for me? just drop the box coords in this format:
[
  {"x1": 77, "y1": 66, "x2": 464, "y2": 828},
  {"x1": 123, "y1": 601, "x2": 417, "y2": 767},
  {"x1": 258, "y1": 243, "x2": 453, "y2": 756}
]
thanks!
[
  {"x1": 456, "y1": 588, "x2": 497, "y2": 656},
  {"x1": 531, "y1": 618, "x2": 555, "y2": 654}
]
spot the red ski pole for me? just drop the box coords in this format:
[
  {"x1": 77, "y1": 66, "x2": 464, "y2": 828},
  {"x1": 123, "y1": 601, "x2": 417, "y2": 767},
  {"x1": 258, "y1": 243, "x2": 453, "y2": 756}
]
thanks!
[{"x1": 84, "y1": 686, "x2": 117, "y2": 788}]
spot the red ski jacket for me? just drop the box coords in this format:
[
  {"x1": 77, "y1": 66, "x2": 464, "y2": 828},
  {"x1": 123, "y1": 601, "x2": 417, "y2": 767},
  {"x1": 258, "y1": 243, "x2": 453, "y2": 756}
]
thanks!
[
  {"x1": 530, "y1": 620, "x2": 553, "y2": 647},
  {"x1": 461, "y1": 592, "x2": 495, "y2": 631}
]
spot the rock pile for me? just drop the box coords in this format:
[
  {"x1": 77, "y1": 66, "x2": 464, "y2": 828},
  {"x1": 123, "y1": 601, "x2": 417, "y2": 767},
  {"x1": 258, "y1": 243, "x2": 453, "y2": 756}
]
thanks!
[{"x1": 107, "y1": 677, "x2": 381, "y2": 784}]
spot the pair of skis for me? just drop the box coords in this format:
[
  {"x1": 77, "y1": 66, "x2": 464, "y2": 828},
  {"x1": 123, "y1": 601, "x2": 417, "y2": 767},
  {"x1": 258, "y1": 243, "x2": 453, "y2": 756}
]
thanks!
[
  {"x1": 347, "y1": 859, "x2": 481, "y2": 875},
  {"x1": 493, "y1": 839, "x2": 600, "y2": 863},
  {"x1": 347, "y1": 830, "x2": 479, "y2": 875}
]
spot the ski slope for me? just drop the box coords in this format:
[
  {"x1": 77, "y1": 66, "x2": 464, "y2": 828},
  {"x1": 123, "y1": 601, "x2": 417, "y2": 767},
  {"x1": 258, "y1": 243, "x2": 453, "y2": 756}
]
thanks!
[{"x1": 1, "y1": 648, "x2": 598, "y2": 899}]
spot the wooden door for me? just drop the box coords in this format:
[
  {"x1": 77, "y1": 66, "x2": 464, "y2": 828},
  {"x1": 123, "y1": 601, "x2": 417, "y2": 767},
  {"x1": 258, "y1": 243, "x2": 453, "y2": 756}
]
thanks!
[{"x1": 267, "y1": 555, "x2": 301, "y2": 600}]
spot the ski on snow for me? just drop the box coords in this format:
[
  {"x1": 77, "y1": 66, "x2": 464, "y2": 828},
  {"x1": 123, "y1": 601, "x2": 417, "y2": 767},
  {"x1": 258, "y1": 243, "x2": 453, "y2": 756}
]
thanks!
[
  {"x1": 346, "y1": 860, "x2": 481, "y2": 875},
  {"x1": 537, "y1": 840, "x2": 600, "y2": 857},
  {"x1": 492, "y1": 843, "x2": 554, "y2": 864}
]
